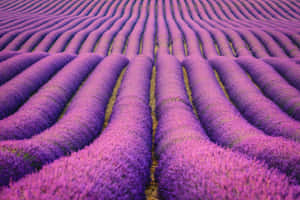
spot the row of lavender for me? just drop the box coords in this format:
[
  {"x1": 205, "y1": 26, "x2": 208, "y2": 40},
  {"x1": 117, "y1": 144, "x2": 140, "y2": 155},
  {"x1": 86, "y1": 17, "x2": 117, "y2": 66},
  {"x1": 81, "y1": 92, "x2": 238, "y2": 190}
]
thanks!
[
  {"x1": 0, "y1": 53, "x2": 154, "y2": 199},
  {"x1": 1, "y1": 51, "x2": 300, "y2": 199},
  {"x1": 0, "y1": 0, "x2": 299, "y2": 59},
  {"x1": 0, "y1": 53, "x2": 124, "y2": 184},
  {"x1": 1, "y1": 0, "x2": 299, "y2": 20},
  {"x1": 155, "y1": 54, "x2": 300, "y2": 199}
]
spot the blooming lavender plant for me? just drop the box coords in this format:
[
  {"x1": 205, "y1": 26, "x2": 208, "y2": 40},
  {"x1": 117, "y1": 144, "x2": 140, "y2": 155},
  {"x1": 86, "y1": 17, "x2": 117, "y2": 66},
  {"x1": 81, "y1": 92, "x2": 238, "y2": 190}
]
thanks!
[
  {"x1": 0, "y1": 50, "x2": 21, "y2": 62},
  {"x1": 155, "y1": 54, "x2": 300, "y2": 200},
  {"x1": 210, "y1": 56, "x2": 300, "y2": 142},
  {"x1": 0, "y1": 54, "x2": 128, "y2": 186},
  {"x1": 0, "y1": 55, "x2": 153, "y2": 200},
  {"x1": 183, "y1": 55, "x2": 300, "y2": 182},
  {"x1": 237, "y1": 57, "x2": 300, "y2": 121},
  {"x1": 0, "y1": 53, "x2": 75, "y2": 120},
  {"x1": 263, "y1": 57, "x2": 300, "y2": 91},
  {"x1": 0, "y1": 53, "x2": 102, "y2": 141},
  {"x1": 0, "y1": 52, "x2": 47, "y2": 85}
]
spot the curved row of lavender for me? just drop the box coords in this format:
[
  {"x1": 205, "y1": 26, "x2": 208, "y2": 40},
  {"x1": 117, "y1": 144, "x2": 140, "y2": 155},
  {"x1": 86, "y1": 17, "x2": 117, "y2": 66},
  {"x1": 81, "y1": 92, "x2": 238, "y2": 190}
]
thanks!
[
  {"x1": 0, "y1": 0, "x2": 299, "y2": 21},
  {"x1": 0, "y1": 54, "x2": 128, "y2": 186},
  {"x1": 236, "y1": 57, "x2": 300, "y2": 121},
  {"x1": 209, "y1": 57, "x2": 300, "y2": 142},
  {"x1": 0, "y1": 53, "x2": 75, "y2": 119},
  {"x1": 155, "y1": 54, "x2": 300, "y2": 199},
  {"x1": 0, "y1": 52, "x2": 47, "y2": 85},
  {"x1": 0, "y1": 50, "x2": 20, "y2": 62},
  {"x1": 263, "y1": 57, "x2": 300, "y2": 91},
  {"x1": 0, "y1": 55, "x2": 153, "y2": 200},
  {"x1": 0, "y1": 0, "x2": 298, "y2": 59},
  {"x1": 0, "y1": 53, "x2": 102, "y2": 141},
  {"x1": 183, "y1": 55, "x2": 300, "y2": 182}
]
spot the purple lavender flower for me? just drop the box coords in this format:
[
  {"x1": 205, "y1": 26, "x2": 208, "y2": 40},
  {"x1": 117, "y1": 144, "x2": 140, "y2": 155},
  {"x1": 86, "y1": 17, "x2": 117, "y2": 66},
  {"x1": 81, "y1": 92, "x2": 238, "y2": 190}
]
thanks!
[
  {"x1": 0, "y1": 55, "x2": 152, "y2": 199},
  {"x1": 0, "y1": 54, "x2": 128, "y2": 186}
]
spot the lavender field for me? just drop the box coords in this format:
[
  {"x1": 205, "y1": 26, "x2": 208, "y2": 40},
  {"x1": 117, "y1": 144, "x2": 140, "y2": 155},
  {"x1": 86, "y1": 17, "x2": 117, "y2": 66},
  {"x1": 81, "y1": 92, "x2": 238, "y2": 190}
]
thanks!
[{"x1": 0, "y1": 0, "x2": 300, "y2": 199}]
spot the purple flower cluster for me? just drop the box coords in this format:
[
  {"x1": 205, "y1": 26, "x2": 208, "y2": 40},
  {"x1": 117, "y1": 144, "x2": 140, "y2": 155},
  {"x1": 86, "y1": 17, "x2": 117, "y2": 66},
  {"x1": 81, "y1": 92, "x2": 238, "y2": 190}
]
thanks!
[
  {"x1": 0, "y1": 52, "x2": 47, "y2": 85},
  {"x1": 0, "y1": 53, "x2": 102, "y2": 141},
  {"x1": 210, "y1": 56, "x2": 300, "y2": 142},
  {"x1": 0, "y1": 50, "x2": 20, "y2": 62},
  {"x1": 0, "y1": 54, "x2": 128, "y2": 186},
  {"x1": 183, "y1": 55, "x2": 300, "y2": 182},
  {"x1": 0, "y1": 53, "x2": 75, "y2": 119},
  {"x1": 263, "y1": 57, "x2": 300, "y2": 91},
  {"x1": 236, "y1": 56, "x2": 300, "y2": 121},
  {"x1": 155, "y1": 54, "x2": 300, "y2": 199},
  {"x1": 0, "y1": 55, "x2": 153, "y2": 200}
]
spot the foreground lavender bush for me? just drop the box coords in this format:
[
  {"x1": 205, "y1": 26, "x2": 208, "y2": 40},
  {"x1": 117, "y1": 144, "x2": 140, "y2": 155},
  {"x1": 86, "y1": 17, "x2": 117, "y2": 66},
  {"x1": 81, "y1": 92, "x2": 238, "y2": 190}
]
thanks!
[
  {"x1": 0, "y1": 53, "x2": 102, "y2": 141},
  {"x1": 183, "y1": 55, "x2": 300, "y2": 182},
  {"x1": 0, "y1": 54, "x2": 128, "y2": 186},
  {"x1": 210, "y1": 57, "x2": 300, "y2": 142},
  {"x1": 155, "y1": 54, "x2": 300, "y2": 200},
  {"x1": 0, "y1": 55, "x2": 153, "y2": 199}
]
